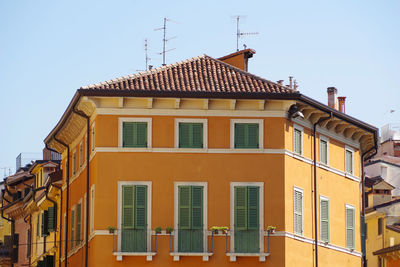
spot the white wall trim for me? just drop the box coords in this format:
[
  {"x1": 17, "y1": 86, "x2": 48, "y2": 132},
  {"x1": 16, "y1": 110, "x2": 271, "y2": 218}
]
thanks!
[
  {"x1": 230, "y1": 182, "x2": 264, "y2": 253},
  {"x1": 117, "y1": 181, "x2": 152, "y2": 252},
  {"x1": 118, "y1": 117, "x2": 152, "y2": 148},
  {"x1": 230, "y1": 119, "x2": 264, "y2": 149},
  {"x1": 174, "y1": 118, "x2": 208, "y2": 148}
]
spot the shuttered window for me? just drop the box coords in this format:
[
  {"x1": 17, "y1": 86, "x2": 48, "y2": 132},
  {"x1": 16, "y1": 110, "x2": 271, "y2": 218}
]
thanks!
[
  {"x1": 294, "y1": 128, "x2": 302, "y2": 154},
  {"x1": 76, "y1": 203, "x2": 82, "y2": 245},
  {"x1": 47, "y1": 206, "x2": 56, "y2": 232},
  {"x1": 121, "y1": 185, "x2": 147, "y2": 252},
  {"x1": 91, "y1": 125, "x2": 95, "y2": 151},
  {"x1": 346, "y1": 149, "x2": 353, "y2": 174},
  {"x1": 179, "y1": 123, "x2": 204, "y2": 148},
  {"x1": 178, "y1": 186, "x2": 203, "y2": 252},
  {"x1": 70, "y1": 209, "x2": 75, "y2": 249},
  {"x1": 234, "y1": 123, "x2": 259, "y2": 149},
  {"x1": 79, "y1": 142, "x2": 83, "y2": 166},
  {"x1": 320, "y1": 198, "x2": 329, "y2": 242},
  {"x1": 123, "y1": 122, "x2": 148, "y2": 148},
  {"x1": 72, "y1": 152, "x2": 76, "y2": 175},
  {"x1": 294, "y1": 188, "x2": 303, "y2": 236},
  {"x1": 346, "y1": 205, "x2": 355, "y2": 249},
  {"x1": 41, "y1": 211, "x2": 48, "y2": 237},
  {"x1": 320, "y1": 139, "x2": 328, "y2": 165},
  {"x1": 234, "y1": 186, "x2": 260, "y2": 253}
]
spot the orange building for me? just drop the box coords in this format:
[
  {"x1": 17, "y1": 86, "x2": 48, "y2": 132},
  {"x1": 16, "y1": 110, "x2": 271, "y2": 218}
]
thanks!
[{"x1": 44, "y1": 49, "x2": 377, "y2": 266}]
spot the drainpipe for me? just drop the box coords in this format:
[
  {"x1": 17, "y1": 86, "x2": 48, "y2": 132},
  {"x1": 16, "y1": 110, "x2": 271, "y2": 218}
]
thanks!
[
  {"x1": 72, "y1": 109, "x2": 90, "y2": 267},
  {"x1": 54, "y1": 137, "x2": 69, "y2": 267},
  {"x1": 313, "y1": 112, "x2": 332, "y2": 267}
]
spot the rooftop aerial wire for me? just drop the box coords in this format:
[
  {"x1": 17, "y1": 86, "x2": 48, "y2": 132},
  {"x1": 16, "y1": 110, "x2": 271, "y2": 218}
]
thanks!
[
  {"x1": 233, "y1": 15, "x2": 259, "y2": 51},
  {"x1": 144, "y1": 39, "x2": 150, "y2": 71},
  {"x1": 154, "y1": 17, "x2": 177, "y2": 66}
]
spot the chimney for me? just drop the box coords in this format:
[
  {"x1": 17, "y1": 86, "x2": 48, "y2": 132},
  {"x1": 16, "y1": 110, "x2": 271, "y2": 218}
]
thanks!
[
  {"x1": 338, "y1": 96, "x2": 346, "y2": 113},
  {"x1": 218, "y1": 49, "x2": 256, "y2": 71},
  {"x1": 327, "y1": 87, "x2": 338, "y2": 109}
]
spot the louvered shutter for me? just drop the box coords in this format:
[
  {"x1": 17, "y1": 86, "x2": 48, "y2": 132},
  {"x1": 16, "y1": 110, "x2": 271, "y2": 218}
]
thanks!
[
  {"x1": 47, "y1": 206, "x2": 56, "y2": 232},
  {"x1": 76, "y1": 203, "x2": 82, "y2": 245},
  {"x1": 134, "y1": 185, "x2": 147, "y2": 229},
  {"x1": 320, "y1": 140, "x2": 328, "y2": 164},
  {"x1": 247, "y1": 124, "x2": 259, "y2": 148},
  {"x1": 70, "y1": 210, "x2": 75, "y2": 249},
  {"x1": 247, "y1": 187, "x2": 259, "y2": 230},
  {"x1": 192, "y1": 123, "x2": 203, "y2": 148},
  {"x1": 122, "y1": 122, "x2": 134, "y2": 147},
  {"x1": 234, "y1": 124, "x2": 246, "y2": 148},
  {"x1": 41, "y1": 211, "x2": 48, "y2": 237},
  {"x1": 320, "y1": 199, "x2": 329, "y2": 242},
  {"x1": 294, "y1": 129, "x2": 302, "y2": 154},
  {"x1": 346, "y1": 150, "x2": 353, "y2": 174},
  {"x1": 122, "y1": 186, "x2": 134, "y2": 229},
  {"x1": 294, "y1": 190, "x2": 303, "y2": 235},
  {"x1": 178, "y1": 186, "x2": 191, "y2": 229},
  {"x1": 191, "y1": 186, "x2": 203, "y2": 229},
  {"x1": 135, "y1": 122, "x2": 148, "y2": 147},
  {"x1": 346, "y1": 207, "x2": 355, "y2": 249},
  {"x1": 179, "y1": 123, "x2": 190, "y2": 148},
  {"x1": 235, "y1": 187, "x2": 247, "y2": 230}
]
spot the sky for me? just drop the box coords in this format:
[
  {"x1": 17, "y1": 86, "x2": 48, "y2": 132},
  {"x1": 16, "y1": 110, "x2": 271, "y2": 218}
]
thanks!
[{"x1": 0, "y1": 0, "x2": 399, "y2": 176}]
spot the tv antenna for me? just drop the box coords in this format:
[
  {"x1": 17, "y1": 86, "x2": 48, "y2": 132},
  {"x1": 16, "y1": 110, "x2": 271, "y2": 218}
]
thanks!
[
  {"x1": 154, "y1": 17, "x2": 177, "y2": 66},
  {"x1": 234, "y1": 15, "x2": 258, "y2": 51},
  {"x1": 144, "y1": 39, "x2": 151, "y2": 71}
]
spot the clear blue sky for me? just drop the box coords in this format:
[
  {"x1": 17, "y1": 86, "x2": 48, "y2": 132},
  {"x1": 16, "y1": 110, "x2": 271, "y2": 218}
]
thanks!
[{"x1": 1, "y1": 0, "x2": 399, "y2": 175}]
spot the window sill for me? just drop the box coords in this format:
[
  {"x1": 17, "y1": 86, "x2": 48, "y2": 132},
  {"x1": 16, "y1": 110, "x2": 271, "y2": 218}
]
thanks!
[
  {"x1": 113, "y1": 252, "x2": 156, "y2": 261},
  {"x1": 226, "y1": 252, "x2": 270, "y2": 262},
  {"x1": 170, "y1": 252, "x2": 213, "y2": 261}
]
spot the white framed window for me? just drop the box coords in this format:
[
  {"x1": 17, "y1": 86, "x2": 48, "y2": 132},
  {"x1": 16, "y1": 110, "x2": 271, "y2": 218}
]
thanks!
[
  {"x1": 345, "y1": 204, "x2": 355, "y2": 249},
  {"x1": 91, "y1": 123, "x2": 95, "y2": 152},
  {"x1": 72, "y1": 151, "x2": 77, "y2": 175},
  {"x1": 117, "y1": 181, "x2": 152, "y2": 253},
  {"x1": 76, "y1": 199, "x2": 83, "y2": 246},
  {"x1": 79, "y1": 141, "x2": 84, "y2": 167},
  {"x1": 230, "y1": 119, "x2": 264, "y2": 149},
  {"x1": 90, "y1": 185, "x2": 95, "y2": 234},
  {"x1": 119, "y1": 118, "x2": 152, "y2": 148},
  {"x1": 229, "y1": 182, "x2": 264, "y2": 253},
  {"x1": 320, "y1": 196, "x2": 330, "y2": 243},
  {"x1": 345, "y1": 146, "x2": 354, "y2": 175},
  {"x1": 319, "y1": 135, "x2": 329, "y2": 165},
  {"x1": 293, "y1": 187, "x2": 304, "y2": 236},
  {"x1": 71, "y1": 205, "x2": 76, "y2": 250},
  {"x1": 174, "y1": 118, "x2": 208, "y2": 149},
  {"x1": 293, "y1": 124, "x2": 303, "y2": 155}
]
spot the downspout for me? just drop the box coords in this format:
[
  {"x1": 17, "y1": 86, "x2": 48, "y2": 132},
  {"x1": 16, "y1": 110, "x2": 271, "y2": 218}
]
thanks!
[
  {"x1": 54, "y1": 137, "x2": 69, "y2": 267},
  {"x1": 72, "y1": 109, "x2": 90, "y2": 267},
  {"x1": 313, "y1": 112, "x2": 332, "y2": 267}
]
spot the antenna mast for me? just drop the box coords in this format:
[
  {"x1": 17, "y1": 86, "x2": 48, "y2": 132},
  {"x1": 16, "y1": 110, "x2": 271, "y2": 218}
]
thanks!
[
  {"x1": 155, "y1": 17, "x2": 176, "y2": 66},
  {"x1": 234, "y1": 15, "x2": 258, "y2": 51},
  {"x1": 145, "y1": 39, "x2": 150, "y2": 70}
]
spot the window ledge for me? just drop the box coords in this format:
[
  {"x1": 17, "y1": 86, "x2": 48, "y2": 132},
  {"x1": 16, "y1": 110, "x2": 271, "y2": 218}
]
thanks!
[
  {"x1": 113, "y1": 252, "x2": 156, "y2": 261},
  {"x1": 226, "y1": 252, "x2": 270, "y2": 262},
  {"x1": 170, "y1": 252, "x2": 213, "y2": 261}
]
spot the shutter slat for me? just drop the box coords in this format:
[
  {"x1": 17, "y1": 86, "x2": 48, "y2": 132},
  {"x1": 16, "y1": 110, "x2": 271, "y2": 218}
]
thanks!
[
  {"x1": 123, "y1": 122, "x2": 134, "y2": 147},
  {"x1": 248, "y1": 186, "x2": 259, "y2": 230},
  {"x1": 179, "y1": 186, "x2": 191, "y2": 229},
  {"x1": 247, "y1": 124, "x2": 259, "y2": 148},
  {"x1": 294, "y1": 190, "x2": 303, "y2": 235},
  {"x1": 235, "y1": 187, "x2": 247, "y2": 230},
  {"x1": 320, "y1": 199, "x2": 329, "y2": 242},
  {"x1": 191, "y1": 186, "x2": 203, "y2": 229},
  {"x1": 122, "y1": 186, "x2": 134, "y2": 228},
  {"x1": 192, "y1": 123, "x2": 203, "y2": 148},
  {"x1": 48, "y1": 206, "x2": 55, "y2": 232},
  {"x1": 234, "y1": 124, "x2": 246, "y2": 148},
  {"x1": 135, "y1": 185, "x2": 147, "y2": 229},
  {"x1": 346, "y1": 207, "x2": 355, "y2": 248}
]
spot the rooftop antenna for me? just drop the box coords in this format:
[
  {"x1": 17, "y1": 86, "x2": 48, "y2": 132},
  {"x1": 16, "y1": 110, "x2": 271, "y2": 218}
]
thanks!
[
  {"x1": 145, "y1": 39, "x2": 150, "y2": 71},
  {"x1": 154, "y1": 17, "x2": 177, "y2": 66},
  {"x1": 234, "y1": 15, "x2": 259, "y2": 51}
]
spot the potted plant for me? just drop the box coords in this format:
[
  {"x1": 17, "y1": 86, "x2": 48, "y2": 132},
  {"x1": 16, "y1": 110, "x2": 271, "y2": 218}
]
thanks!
[
  {"x1": 267, "y1": 226, "x2": 276, "y2": 234},
  {"x1": 166, "y1": 226, "x2": 173, "y2": 234},
  {"x1": 107, "y1": 226, "x2": 116, "y2": 234},
  {"x1": 210, "y1": 226, "x2": 219, "y2": 234},
  {"x1": 220, "y1": 226, "x2": 229, "y2": 234},
  {"x1": 155, "y1": 226, "x2": 162, "y2": 234}
]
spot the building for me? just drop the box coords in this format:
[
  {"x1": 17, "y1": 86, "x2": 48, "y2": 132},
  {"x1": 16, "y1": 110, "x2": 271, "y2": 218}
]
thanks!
[
  {"x1": 0, "y1": 181, "x2": 12, "y2": 267},
  {"x1": 44, "y1": 49, "x2": 378, "y2": 266}
]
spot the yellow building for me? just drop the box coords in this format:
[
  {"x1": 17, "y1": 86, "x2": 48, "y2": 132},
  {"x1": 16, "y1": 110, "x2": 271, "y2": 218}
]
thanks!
[
  {"x1": 44, "y1": 49, "x2": 377, "y2": 266},
  {"x1": 25, "y1": 160, "x2": 62, "y2": 267}
]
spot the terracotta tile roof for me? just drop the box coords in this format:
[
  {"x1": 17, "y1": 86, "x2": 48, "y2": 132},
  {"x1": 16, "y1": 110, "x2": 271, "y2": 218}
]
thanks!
[
  {"x1": 374, "y1": 243, "x2": 400, "y2": 255},
  {"x1": 81, "y1": 55, "x2": 295, "y2": 95}
]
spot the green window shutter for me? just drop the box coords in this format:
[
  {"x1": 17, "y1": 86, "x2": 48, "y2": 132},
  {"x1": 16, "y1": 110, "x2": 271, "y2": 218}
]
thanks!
[
  {"x1": 178, "y1": 186, "x2": 191, "y2": 229},
  {"x1": 37, "y1": 261, "x2": 44, "y2": 267},
  {"x1": 37, "y1": 214, "x2": 40, "y2": 237},
  {"x1": 135, "y1": 122, "x2": 148, "y2": 147},
  {"x1": 122, "y1": 185, "x2": 134, "y2": 228},
  {"x1": 70, "y1": 210, "x2": 75, "y2": 249},
  {"x1": 123, "y1": 122, "x2": 134, "y2": 147},
  {"x1": 48, "y1": 206, "x2": 56, "y2": 232},
  {"x1": 134, "y1": 185, "x2": 147, "y2": 229},
  {"x1": 234, "y1": 123, "x2": 246, "y2": 148},
  {"x1": 320, "y1": 140, "x2": 328, "y2": 164},
  {"x1": 346, "y1": 150, "x2": 353, "y2": 174},
  {"x1": 235, "y1": 123, "x2": 259, "y2": 149},
  {"x1": 41, "y1": 211, "x2": 48, "y2": 237},
  {"x1": 294, "y1": 189, "x2": 303, "y2": 235},
  {"x1": 235, "y1": 187, "x2": 247, "y2": 230},
  {"x1": 76, "y1": 203, "x2": 82, "y2": 245},
  {"x1": 320, "y1": 199, "x2": 329, "y2": 242},
  {"x1": 191, "y1": 186, "x2": 203, "y2": 229},
  {"x1": 294, "y1": 129, "x2": 302, "y2": 154},
  {"x1": 179, "y1": 123, "x2": 203, "y2": 148},
  {"x1": 247, "y1": 187, "x2": 259, "y2": 230},
  {"x1": 192, "y1": 123, "x2": 203, "y2": 148},
  {"x1": 346, "y1": 207, "x2": 355, "y2": 249},
  {"x1": 247, "y1": 123, "x2": 259, "y2": 148}
]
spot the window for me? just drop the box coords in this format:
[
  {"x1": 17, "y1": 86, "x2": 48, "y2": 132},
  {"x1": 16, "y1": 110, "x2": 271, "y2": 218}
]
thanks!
[
  {"x1": 72, "y1": 152, "x2": 76, "y2": 175},
  {"x1": 378, "y1": 218, "x2": 383, "y2": 235},
  {"x1": 119, "y1": 118, "x2": 152, "y2": 148},
  {"x1": 231, "y1": 119, "x2": 263, "y2": 149},
  {"x1": 41, "y1": 210, "x2": 49, "y2": 237},
  {"x1": 118, "y1": 182, "x2": 152, "y2": 253},
  {"x1": 47, "y1": 206, "x2": 56, "y2": 232},
  {"x1": 175, "y1": 119, "x2": 207, "y2": 148},
  {"x1": 294, "y1": 187, "x2": 304, "y2": 236},
  {"x1": 90, "y1": 185, "x2": 95, "y2": 234},
  {"x1": 345, "y1": 147, "x2": 354, "y2": 175},
  {"x1": 320, "y1": 197, "x2": 330, "y2": 242},
  {"x1": 91, "y1": 124, "x2": 95, "y2": 151},
  {"x1": 76, "y1": 203, "x2": 82, "y2": 245},
  {"x1": 79, "y1": 141, "x2": 83, "y2": 167},
  {"x1": 71, "y1": 208, "x2": 75, "y2": 249},
  {"x1": 293, "y1": 125, "x2": 303, "y2": 155},
  {"x1": 319, "y1": 136, "x2": 329, "y2": 165},
  {"x1": 346, "y1": 205, "x2": 355, "y2": 249}
]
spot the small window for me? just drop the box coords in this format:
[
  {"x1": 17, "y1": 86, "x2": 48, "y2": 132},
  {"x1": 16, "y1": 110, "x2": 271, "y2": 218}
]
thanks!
[
  {"x1": 175, "y1": 119, "x2": 207, "y2": 149},
  {"x1": 294, "y1": 188, "x2": 304, "y2": 236},
  {"x1": 320, "y1": 197, "x2": 330, "y2": 242},
  {"x1": 76, "y1": 203, "x2": 82, "y2": 245},
  {"x1": 79, "y1": 142, "x2": 83, "y2": 167},
  {"x1": 378, "y1": 218, "x2": 383, "y2": 235},
  {"x1": 71, "y1": 208, "x2": 75, "y2": 249},
  {"x1": 119, "y1": 118, "x2": 152, "y2": 148},
  {"x1": 293, "y1": 125, "x2": 303, "y2": 155},
  {"x1": 319, "y1": 136, "x2": 329, "y2": 165},
  {"x1": 346, "y1": 205, "x2": 355, "y2": 249},
  {"x1": 72, "y1": 152, "x2": 77, "y2": 175},
  {"x1": 345, "y1": 148, "x2": 354, "y2": 175},
  {"x1": 231, "y1": 119, "x2": 263, "y2": 149}
]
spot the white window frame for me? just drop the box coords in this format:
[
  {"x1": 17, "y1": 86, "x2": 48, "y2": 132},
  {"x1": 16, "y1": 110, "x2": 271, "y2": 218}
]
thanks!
[
  {"x1": 173, "y1": 182, "x2": 208, "y2": 254},
  {"x1": 230, "y1": 119, "x2": 264, "y2": 149},
  {"x1": 293, "y1": 186, "x2": 304, "y2": 236},
  {"x1": 345, "y1": 204, "x2": 355, "y2": 249},
  {"x1": 118, "y1": 117, "x2": 152, "y2": 148},
  {"x1": 174, "y1": 118, "x2": 208, "y2": 149},
  {"x1": 71, "y1": 205, "x2": 76, "y2": 249},
  {"x1": 320, "y1": 195, "x2": 330, "y2": 243},
  {"x1": 76, "y1": 198, "x2": 83, "y2": 246},
  {"x1": 90, "y1": 185, "x2": 95, "y2": 234},
  {"x1": 293, "y1": 124, "x2": 304, "y2": 155},
  {"x1": 229, "y1": 182, "x2": 264, "y2": 253},
  {"x1": 319, "y1": 135, "x2": 329, "y2": 166},
  {"x1": 117, "y1": 181, "x2": 152, "y2": 253},
  {"x1": 345, "y1": 146, "x2": 355, "y2": 175}
]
